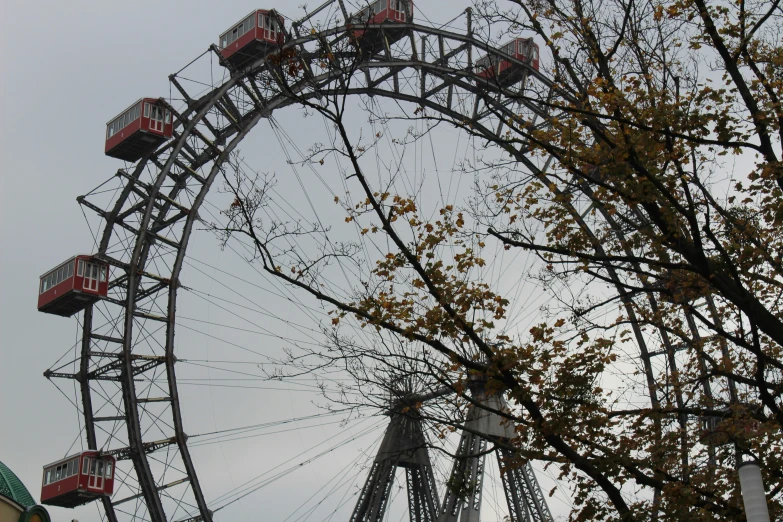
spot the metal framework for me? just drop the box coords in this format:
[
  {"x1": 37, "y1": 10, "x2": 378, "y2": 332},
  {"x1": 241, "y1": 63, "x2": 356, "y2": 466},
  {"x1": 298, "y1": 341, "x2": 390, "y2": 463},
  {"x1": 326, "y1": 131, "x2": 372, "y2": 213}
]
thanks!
[
  {"x1": 351, "y1": 408, "x2": 438, "y2": 522},
  {"x1": 350, "y1": 381, "x2": 554, "y2": 522},
  {"x1": 436, "y1": 382, "x2": 553, "y2": 522},
  {"x1": 42, "y1": 1, "x2": 733, "y2": 521},
  {"x1": 41, "y1": 8, "x2": 565, "y2": 520}
]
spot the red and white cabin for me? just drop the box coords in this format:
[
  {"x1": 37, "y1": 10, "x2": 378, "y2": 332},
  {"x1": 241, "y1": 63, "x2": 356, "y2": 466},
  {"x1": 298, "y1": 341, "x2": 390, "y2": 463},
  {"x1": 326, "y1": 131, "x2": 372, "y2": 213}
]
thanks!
[
  {"x1": 219, "y1": 10, "x2": 285, "y2": 68},
  {"x1": 38, "y1": 255, "x2": 109, "y2": 317},
  {"x1": 105, "y1": 98, "x2": 173, "y2": 162},
  {"x1": 476, "y1": 38, "x2": 540, "y2": 87},
  {"x1": 41, "y1": 451, "x2": 116, "y2": 508},
  {"x1": 348, "y1": 0, "x2": 413, "y2": 48}
]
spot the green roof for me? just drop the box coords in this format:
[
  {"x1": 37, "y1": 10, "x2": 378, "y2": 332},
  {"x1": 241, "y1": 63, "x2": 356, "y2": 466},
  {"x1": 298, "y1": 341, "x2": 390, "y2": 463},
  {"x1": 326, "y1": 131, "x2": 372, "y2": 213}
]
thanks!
[{"x1": 0, "y1": 460, "x2": 36, "y2": 508}]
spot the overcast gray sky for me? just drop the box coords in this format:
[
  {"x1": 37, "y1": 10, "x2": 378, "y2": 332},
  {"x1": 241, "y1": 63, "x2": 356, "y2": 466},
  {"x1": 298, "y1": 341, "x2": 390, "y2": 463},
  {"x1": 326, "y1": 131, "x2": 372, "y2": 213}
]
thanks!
[{"x1": 0, "y1": 2, "x2": 576, "y2": 521}]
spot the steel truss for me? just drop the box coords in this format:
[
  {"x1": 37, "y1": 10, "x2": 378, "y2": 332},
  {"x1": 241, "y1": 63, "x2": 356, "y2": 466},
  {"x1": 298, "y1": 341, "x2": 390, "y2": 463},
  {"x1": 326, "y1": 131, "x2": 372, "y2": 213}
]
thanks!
[
  {"x1": 351, "y1": 409, "x2": 438, "y2": 522},
  {"x1": 45, "y1": 2, "x2": 723, "y2": 520},
  {"x1": 436, "y1": 382, "x2": 553, "y2": 522},
  {"x1": 351, "y1": 382, "x2": 554, "y2": 522}
]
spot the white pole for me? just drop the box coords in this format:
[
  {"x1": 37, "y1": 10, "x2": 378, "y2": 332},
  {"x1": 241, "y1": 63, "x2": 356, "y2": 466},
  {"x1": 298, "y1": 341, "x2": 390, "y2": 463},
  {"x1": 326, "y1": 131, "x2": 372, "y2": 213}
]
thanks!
[{"x1": 738, "y1": 461, "x2": 771, "y2": 522}]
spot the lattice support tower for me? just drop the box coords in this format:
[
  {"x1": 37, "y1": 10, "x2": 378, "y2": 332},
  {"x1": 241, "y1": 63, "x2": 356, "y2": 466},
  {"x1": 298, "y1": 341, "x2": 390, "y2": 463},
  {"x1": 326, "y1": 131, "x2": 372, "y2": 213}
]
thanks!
[
  {"x1": 437, "y1": 383, "x2": 553, "y2": 522},
  {"x1": 351, "y1": 408, "x2": 439, "y2": 522}
]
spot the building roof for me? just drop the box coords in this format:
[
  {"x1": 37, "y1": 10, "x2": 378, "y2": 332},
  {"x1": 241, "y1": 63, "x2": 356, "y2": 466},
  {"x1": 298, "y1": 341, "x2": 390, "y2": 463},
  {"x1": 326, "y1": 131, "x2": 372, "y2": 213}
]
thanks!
[{"x1": 0, "y1": 460, "x2": 36, "y2": 508}]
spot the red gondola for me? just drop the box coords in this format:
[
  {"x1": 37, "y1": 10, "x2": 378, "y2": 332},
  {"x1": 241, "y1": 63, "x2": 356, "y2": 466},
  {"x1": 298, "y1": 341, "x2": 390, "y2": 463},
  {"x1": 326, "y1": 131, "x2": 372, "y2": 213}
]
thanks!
[
  {"x1": 105, "y1": 98, "x2": 173, "y2": 162},
  {"x1": 38, "y1": 255, "x2": 109, "y2": 317},
  {"x1": 219, "y1": 10, "x2": 285, "y2": 68},
  {"x1": 476, "y1": 38, "x2": 540, "y2": 87},
  {"x1": 41, "y1": 452, "x2": 116, "y2": 508},
  {"x1": 348, "y1": 0, "x2": 413, "y2": 50}
]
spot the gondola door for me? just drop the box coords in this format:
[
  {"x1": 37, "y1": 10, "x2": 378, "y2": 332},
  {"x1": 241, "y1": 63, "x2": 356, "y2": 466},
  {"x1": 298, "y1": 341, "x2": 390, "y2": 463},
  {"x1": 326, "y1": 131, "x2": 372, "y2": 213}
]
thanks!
[
  {"x1": 87, "y1": 459, "x2": 104, "y2": 490},
  {"x1": 149, "y1": 104, "x2": 164, "y2": 133},
  {"x1": 392, "y1": 0, "x2": 407, "y2": 21},
  {"x1": 82, "y1": 261, "x2": 100, "y2": 292},
  {"x1": 261, "y1": 13, "x2": 277, "y2": 41}
]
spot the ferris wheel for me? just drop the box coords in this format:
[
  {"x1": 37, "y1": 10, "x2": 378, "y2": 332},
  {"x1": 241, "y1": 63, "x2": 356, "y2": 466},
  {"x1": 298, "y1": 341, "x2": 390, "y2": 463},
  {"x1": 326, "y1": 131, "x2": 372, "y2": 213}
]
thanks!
[{"x1": 34, "y1": 1, "x2": 702, "y2": 521}]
